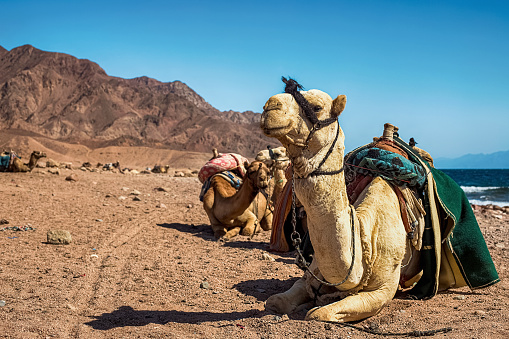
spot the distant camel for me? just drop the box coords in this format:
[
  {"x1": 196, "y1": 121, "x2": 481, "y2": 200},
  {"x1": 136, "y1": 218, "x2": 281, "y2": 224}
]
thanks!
[
  {"x1": 202, "y1": 160, "x2": 272, "y2": 240},
  {"x1": 9, "y1": 151, "x2": 47, "y2": 172}
]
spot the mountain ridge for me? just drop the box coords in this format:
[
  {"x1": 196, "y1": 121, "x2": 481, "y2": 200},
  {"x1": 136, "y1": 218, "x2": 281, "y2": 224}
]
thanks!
[
  {"x1": 435, "y1": 150, "x2": 509, "y2": 169},
  {"x1": 0, "y1": 44, "x2": 276, "y2": 158}
]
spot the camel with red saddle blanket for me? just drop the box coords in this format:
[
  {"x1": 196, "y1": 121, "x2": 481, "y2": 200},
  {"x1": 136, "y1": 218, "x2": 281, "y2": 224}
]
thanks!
[{"x1": 201, "y1": 151, "x2": 273, "y2": 240}]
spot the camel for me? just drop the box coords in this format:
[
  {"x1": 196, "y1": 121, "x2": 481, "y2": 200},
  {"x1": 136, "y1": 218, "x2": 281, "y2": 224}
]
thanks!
[
  {"x1": 260, "y1": 79, "x2": 412, "y2": 323},
  {"x1": 255, "y1": 146, "x2": 290, "y2": 206},
  {"x1": 152, "y1": 165, "x2": 170, "y2": 173},
  {"x1": 202, "y1": 160, "x2": 273, "y2": 240},
  {"x1": 9, "y1": 151, "x2": 47, "y2": 172}
]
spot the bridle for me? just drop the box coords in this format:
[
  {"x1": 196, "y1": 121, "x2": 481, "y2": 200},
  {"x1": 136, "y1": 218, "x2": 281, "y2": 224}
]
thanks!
[
  {"x1": 282, "y1": 77, "x2": 354, "y2": 287},
  {"x1": 282, "y1": 77, "x2": 344, "y2": 177}
]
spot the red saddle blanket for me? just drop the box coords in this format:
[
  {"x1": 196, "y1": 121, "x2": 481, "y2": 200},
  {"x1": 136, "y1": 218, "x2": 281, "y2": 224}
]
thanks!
[{"x1": 198, "y1": 153, "x2": 248, "y2": 183}]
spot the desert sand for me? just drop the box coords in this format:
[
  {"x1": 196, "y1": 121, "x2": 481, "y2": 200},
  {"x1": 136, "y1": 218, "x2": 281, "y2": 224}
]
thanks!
[{"x1": 0, "y1": 167, "x2": 507, "y2": 339}]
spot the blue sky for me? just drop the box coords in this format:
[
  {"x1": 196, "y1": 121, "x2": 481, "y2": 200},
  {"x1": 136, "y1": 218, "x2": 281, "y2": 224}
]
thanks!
[{"x1": 1, "y1": 0, "x2": 508, "y2": 159}]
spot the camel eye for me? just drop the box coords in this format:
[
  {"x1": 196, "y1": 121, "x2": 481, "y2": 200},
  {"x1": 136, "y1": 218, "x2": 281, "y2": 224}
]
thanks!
[{"x1": 313, "y1": 105, "x2": 322, "y2": 112}]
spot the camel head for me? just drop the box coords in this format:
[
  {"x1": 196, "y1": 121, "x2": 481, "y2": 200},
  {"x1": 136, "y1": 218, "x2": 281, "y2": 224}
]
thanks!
[
  {"x1": 244, "y1": 160, "x2": 270, "y2": 190},
  {"x1": 32, "y1": 151, "x2": 47, "y2": 159},
  {"x1": 260, "y1": 78, "x2": 347, "y2": 159},
  {"x1": 255, "y1": 146, "x2": 290, "y2": 170}
]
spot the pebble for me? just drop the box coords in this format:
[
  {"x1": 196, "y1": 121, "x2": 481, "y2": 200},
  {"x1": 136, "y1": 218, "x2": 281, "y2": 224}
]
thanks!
[
  {"x1": 47, "y1": 230, "x2": 72, "y2": 245},
  {"x1": 65, "y1": 173, "x2": 78, "y2": 181},
  {"x1": 156, "y1": 203, "x2": 167, "y2": 209},
  {"x1": 200, "y1": 281, "x2": 210, "y2": 289},
  {"x1": 453, "y1": 295, "x2": 466, "y2": 300},
  {"x1": 131, "y1": 190, "x2": 141, "y2": 195},
  {"x1": 474, "y1": 310, "x2": 486, "y2": 317},
  {"x1": 0, "y1": 300, "x2": 5, "y2": 307},
  {"x1": 187, "y1": 204, "x2": 193, "y2": 208},
  {"x1": 121, "y1": 187, "x2": 129, "y2": 191},
  {"x1": 118, "y1": 196, "x2": 127, "y2": 200},
  {"x1": 96, "y1": 219, "x2": 103, "y2": 222},
  {"x1": 261, "y1": 253, "x2": 276, "y2": 261},
  {"x1": 133, "y1": 196, "x2": 142, "y2": 201},
  {"x1": 155, "y1": 187, "x2": 169, "y2": 192}
]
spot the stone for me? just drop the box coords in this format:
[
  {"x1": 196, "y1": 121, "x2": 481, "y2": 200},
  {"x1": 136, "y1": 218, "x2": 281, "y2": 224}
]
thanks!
[
  {"x1": 65, "y1": 173, "x2": 78, "y2": 181},
  {"x1": 133, "y1": 196, "x2": 142, "y2": 201},
  {"x1": 131, "y1": 190, "x2": 141, "y2": 195},
  {"x1": 453, "y1": 295, "x2": 466, "y2": 300},
  {"x1": 200, "y1": 281, "x2": 210, "y2": 289},
  {"x1": 155, "y1": 187, "x2": 169, "y2": 192},
  {"x1": 156, "y1": 203, "x2": 167, "y2": 209},
  {"x1": 261, "y1": 253, "x2": 276, "y2": 261},
  {"x1": 47, "y1": 230, "x2": 72, "y2": 245}
]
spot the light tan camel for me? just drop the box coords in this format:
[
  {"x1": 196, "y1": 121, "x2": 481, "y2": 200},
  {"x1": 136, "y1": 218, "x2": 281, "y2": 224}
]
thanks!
[
  {"x1": 202, "y1": 161, "x2": 273, "y2": 240},
  {"x1": 255, "y1": 146, "x2": 290, "y2": 206},
  {"x1": 9, "y1": 151, "x2": 47, "y2": 172},
  {"x1": 260, "y1": 83, "x2": 410, "y2": 322}
]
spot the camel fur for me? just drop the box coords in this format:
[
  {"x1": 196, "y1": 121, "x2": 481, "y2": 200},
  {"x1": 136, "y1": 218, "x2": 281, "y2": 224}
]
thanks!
[
  {"x1": 9, "y1": 151, "x2": 47, "y2": 172},
  {"x1": 260, "y1": 88, "x2": 411, "y2": 322},
  {"x1": 255, "y1": 146, "x2": 290, "y2": 207},
  {"x1": 202, "y1": 160, "x2": 273, "y2": 240}
]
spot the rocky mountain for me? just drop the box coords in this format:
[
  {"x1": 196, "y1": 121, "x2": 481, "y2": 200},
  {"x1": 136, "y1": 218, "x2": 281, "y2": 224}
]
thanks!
[
  {"x1": 435, "y1": 150, "x2": 509, "y2": 169},
  {"x1": 0, "y1": 44, "x2": 276, "y2": 157}
]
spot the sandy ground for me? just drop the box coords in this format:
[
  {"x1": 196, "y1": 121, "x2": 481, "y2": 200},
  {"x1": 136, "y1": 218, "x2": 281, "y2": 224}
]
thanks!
[{"x1": 0, "y1": 168, "x2": 507, "y2": 339}]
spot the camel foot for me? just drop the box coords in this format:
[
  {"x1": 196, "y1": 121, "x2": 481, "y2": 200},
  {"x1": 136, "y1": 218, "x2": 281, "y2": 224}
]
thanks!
[
  {"x1": 265, "y1": 278, "x2": 311, "y2": 315},
  {"x1": 240, "y1": 222, "x2": 257, "y2": 236},
  {"x1": 265, "y1": 293, "x2": 299, "y2": 315}
]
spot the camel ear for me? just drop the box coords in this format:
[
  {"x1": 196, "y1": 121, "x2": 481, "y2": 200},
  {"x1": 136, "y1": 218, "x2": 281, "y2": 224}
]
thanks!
[{"x1": 331, "y1": 95, "x2": 347, "y2": 118}]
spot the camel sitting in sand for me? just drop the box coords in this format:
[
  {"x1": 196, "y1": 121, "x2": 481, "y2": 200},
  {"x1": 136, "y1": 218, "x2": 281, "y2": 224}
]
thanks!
[
  {"x1": 260, "y1": 79, "x2": 413, "y2": 323},
  {"x1": 152, "y1": 165, "x2": 170, "y2": 174},
  {"x1": 255, "y1": 146, "x2": 290, "y2": 206},
  {"x1": 9, "y1": 151, "x2": 47, "y2": 172},
  {"x1": 202, "y1": 160, "x2": 273, "y2": 240}
]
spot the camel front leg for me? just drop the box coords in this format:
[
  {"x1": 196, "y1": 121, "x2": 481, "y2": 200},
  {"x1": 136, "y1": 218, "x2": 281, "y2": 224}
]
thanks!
[
  {"x1": 305, "y1": 269, "x2": 400, "y2": 322},
  {"x1": 260, "y1": 209, "x2": 273, "y2": 231},
  {"x1": 265, "y1": 276, "x2": 312, "y2": 315},
  {"x1": 238, "y1": 211, "x2": 258, "y2": 236}
]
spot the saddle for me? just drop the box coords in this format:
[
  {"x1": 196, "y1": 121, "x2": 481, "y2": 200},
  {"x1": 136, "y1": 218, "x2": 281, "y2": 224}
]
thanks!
[
  {"x1": 199, "y1": 170, "x2": 243, "y2": 202},
  {"x1": 269, "y1": 128, "x2": 499, "y2": 300}
]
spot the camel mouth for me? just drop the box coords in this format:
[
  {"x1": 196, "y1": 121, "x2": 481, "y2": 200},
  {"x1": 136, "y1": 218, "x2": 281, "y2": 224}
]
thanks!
[{"x1": 262, "y1": 124, "x2": 291, "y2": 136}]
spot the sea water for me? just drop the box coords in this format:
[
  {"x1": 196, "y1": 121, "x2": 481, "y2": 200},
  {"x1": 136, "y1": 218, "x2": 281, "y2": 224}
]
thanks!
[{"x1": 440, "y1": 169, "x2": 509, "y2": 207}]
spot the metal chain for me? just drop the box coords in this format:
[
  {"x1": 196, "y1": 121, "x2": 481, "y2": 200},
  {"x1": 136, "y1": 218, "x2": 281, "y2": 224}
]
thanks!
[{"x1": 290, "y1": 172, "x2": 356, "y2": 287}]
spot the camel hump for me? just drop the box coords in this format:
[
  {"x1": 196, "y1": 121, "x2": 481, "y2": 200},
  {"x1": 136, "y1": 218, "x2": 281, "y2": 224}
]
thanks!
[{"x1": 198, "y1": 153, "x2": 249, "y2": 183}]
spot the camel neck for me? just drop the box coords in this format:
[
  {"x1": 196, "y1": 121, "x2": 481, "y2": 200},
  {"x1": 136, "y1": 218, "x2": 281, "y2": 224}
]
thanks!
[
  {"x1": 293, "y1": 131, "x2": 362, "y2": 288},
  {"x1": 28, "y1": 155, "x2": 38, "y2": 169},
  {"x1": 219, "y1": 176, "x2": 257, "y2": 216}
]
